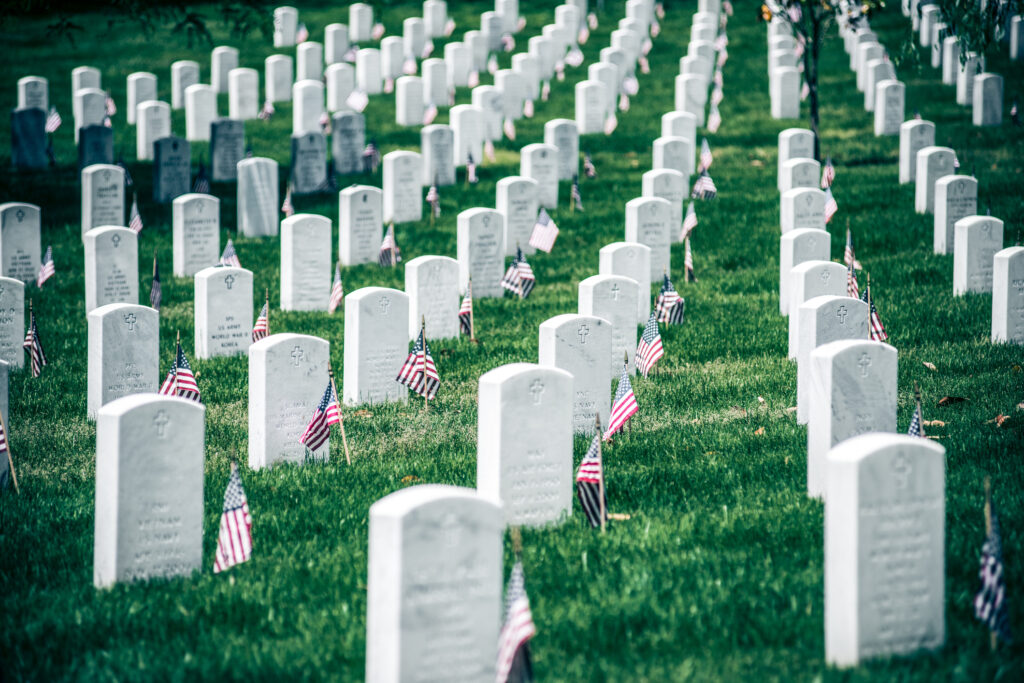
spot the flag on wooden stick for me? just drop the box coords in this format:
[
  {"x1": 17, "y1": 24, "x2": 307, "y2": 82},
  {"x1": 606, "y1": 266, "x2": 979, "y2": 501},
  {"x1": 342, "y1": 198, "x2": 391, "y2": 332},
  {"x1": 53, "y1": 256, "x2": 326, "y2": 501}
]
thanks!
[
  {"x1": 528, "y1": 209, "x2": 559, "y2": 253},
  {"x1": 603, "y1": 359, "x2": 638, "y2": 441},
  {"x1": 328, "y1": 264, "x2": 344, "y2": 314},
  {"x1": 496, "y1": 561, "x2": 537, "y2": 683},
  {"x1": 378, "y1": 223, "x2": 401, "y2": 267},
  {"x1": 396, "y1": 325, "x2": 441, "y2": 400},
  {"x1": 636, "y1": 311, "x2": 664, "y2": 377},
  {"x1": 220, "y1": 239, "x2": 241, "y2": 268},
  {"x1": 22, "y1": 304, "x2": 47, "y2": 378},
  {"x1": 655, "y1": 273, "x2": 685, "y2": 325},
  {"x1": 299, "y1": 381, "x2": 341, "y2": 452},
  {"x1": 37, "y1": 246, "x2": 55, "y2": 288},
  {"x1": 576, "y1": 432, "x2": 607, "y2": 529},
  {"x1": 149, "y1": 251, "x2": 162, "y2": 311},
  {"x1": 213, "y1": 462, "x2": 253, "y2": 573},
  {"x1": 975, "y1": 480, "x2": 1012, "y2": 646}
]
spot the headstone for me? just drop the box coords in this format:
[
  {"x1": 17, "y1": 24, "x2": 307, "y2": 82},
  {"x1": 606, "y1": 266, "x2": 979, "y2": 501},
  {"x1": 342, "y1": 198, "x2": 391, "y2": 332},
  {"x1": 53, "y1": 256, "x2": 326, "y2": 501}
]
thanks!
[
  {"x1": 599, "y1": 242, "x2": 652, "y2": 321},
  {"x1": 210, "y1": 118, "x2": 245, "y2": 181},
  {"x1": 919, "y1": 4, "x2": 940, "y2": 46},
  {"x1": 228, "y1": 68, "x2": 260, "y2": 120},
  {"x1": 17, "y1": 76, "x2": 48, "y2": 111},
  {"x1": 356, "y1": 48, "x2": 383, "y2": 95},
  {"x1": 467, "y1": 30, "x2": 489, "y2": 72},
  {"x1": 290, "y1": 132, "x2": 328, "y2": 194},
  {"x1": 421, "y1": 58, "x2": 448, "y2": 108},
  {"x1": 450, "y1": 104, "x2": 484, "y2": 168},
  {"x1": 914, "y1": 146, "x2": 955, "y2": 214},
  {"x1": 674, "y1": 74, "x2": 708, "y2": 126},
  {"x1": 339, "y1": 185, "x2": 383, "y2": 266},
  {"x1": 972, "y1": 73, "x2": 1004, "y2": 126},
  {"x1": 520, "y1": 143, "x2": 559, "y2": 209},
  {"x1": 332, "y1": 111, "x2": 366, "y2": 175},
  {"x1": 297, "y1": 41, "x2": 324, "y2": 82},
  {"x1": 84, "y1": 227, "x2": 138, "y2": 314},
  {"x1": 0, "y1": 203, "x2": 41, "y2": 285},
  {"x1": 539, "y1": 314, "x2": 612, "y2": 435},
  {"x1": 787, "y1": 260, "x2": 847, "y2": 359},
  {"x1": 770, "y1": 67, "x2": 800, "y2": 119},
  {"x1": 11, "y1": 108, "x2": 47, "y2": 170},
  {"x1": 446, "y1": 42, "x2": 473, "y2": 88},
  {"x1": 93, "y1": 393, "x2": 204, "y2": 588},
  {"x1": 779, "y1": 228, "x2": 830, "y2": 315},
  {"x1": 662, "y1": 111, "x2": 697, "y2": 145},
  {"x1": 807, "y1": 340, "x2": 898, "y2": 498},
  {"x1": 236, "y1": 157, "x2": 280, "y2": 237},
  {"x1": 365, "y1": 485, "x2": 503, "y2": 683},
  {"x1": 81, "y1": 164, "x2": 125, "y2": 237},
  {"x1": 403, "y1": 17, "x2": 426, "y2": 60},
  {"x1": 74, "y1": 88, "x2": 106, "y2": 142},
  {"x1": 528, "y1": 35, "x2": 555, "y2": 80},
  {"x1": 78, "y1": 124, "x2": 114, "y2": 169},
  {"x1": 292, "y1": 79, "x2": 325, "y2": 136},
  {"x1": 185, "y1": 84, "x2": 216, "y2": 142},
  {"x1": 343, "y1": 287, "x2": 410, "y2": 405},
  {"x1": 173, "y1": 193, "x2": 220, "y2": 277},
  {"x1": 933, "y1": 175, "x2": 978, "y2": 254},
  {"x1": 424, "y1": 0, "x2": 448, "y2": 38},
  {"x1": 0, "y1": 360, "x2": 7, "y2": 482},
  {"x1": 266, "y1": 55, "x2": 295, "y2": 103},
  {"x1": 824, "y1": 434, "x2": 946, "y2": 667},
  {"x1": 898, "y1": 119, "x2": 935, "y2": 184},
  {"x1": 588, "y1": 62, "x2": 617, "y2": 118},
  {"x1": 494, "y1": 70, "x2": 525, "y2": 122},
  {"x1": 992, "y1": 247, "x2": 1024, "y2": 344},
  {"x1": 544, "y1": 119, "x2": 579, "y2": 181},
  {"x1": 405, "y1": 255, "x2": 460, "y2": 340},
  {"x1": 281, "y1": 214, "x2": 332, "y2": 311},
  {"x1": 796, "y1": 295, "x2": 870, "y2": 424},
  {"x1": 383, "y1": 151, "x2": 423, "y2": 224},
  {"x1": 0, "y1": 278, "x2": 24, "y2": 369},
  {"x1": 1011, "y1": 15, "x2": 1023, "y2": 60},
  {"x1": 273, "y1": 6, "x2": 299, "y2": 47},
  {"x1": 152, "y1": 136, "x2": 190, "y2": 203},
  {"x1": 863, "y1": 58, "x2": 896, "y2": 111},
  {"x1": 496, "y1": 176, "x2": 539, "y2": 257},
  {"x1": 126, "y1": 72, "x2": 158, "y2": 125},
  {"x1": 171, "y1": 61, "x2": 199, "y2": 110},
  {"x1": 349, "y1": 2, "x2": 374, "y2": 42},
  {"x1": 873, "y1": 80, "x2": 904, "y2": 136},
  {"x1": 854, "y1": 43, "x2": 884, "y2": 88},
  {"x1": 625, "y1": 197, "x2": 671, "y2": 280},
  {"x1": 395, "y1": 76, "x2": 424, "y2": 126},
  {"x1": 511, "y1": 53, "x2": 539, "y2": 100},
  {"x1": 578, "y1": 274, "x2": 640, "y2": 375},
  {"x1": 941, "y1": 36, "x2": 959, "y2": 85},
  {"x1": 325, "y1": 24, "x2": 349, "y2": 64},
  {"x1": 136, "y1": 101, "x2": 171, "y2": 161},
  {"x1": 641, "y1": 170, "x2": 685, "y2": 244},
  {"x1": 777, "y1": 128, "x2": 816, "y2": 190},
  {"x1": 381, "y1": 38, "x2": 404, "y2": 81},
  {"x1": 956, "y1": 52, "x2": 984, "y2": 106},
  {"x1": 211, "y1": 46, "x2": 239, "y2": 93},
  {"x1": 87, "y1": 303, "x2": 158, "y2": 417},
  {"x1": 953, "y1": 216, "x2": 1003, "y2": 296},
  {"x1": 249, "y1": 333, "x2": 331, "y2": 468},
  {"x1": 497, "y1": 0, "x2": 520, "y2": 34},
  {"x1": 653, "y1": 136, "x2": 694, "y2": 181},
  {"x1": 472, "y1": 86, "x2": 504, "y2": 141},
  {"x1": 71, "y1": 65, "x2": 101, "y2": 97},
  {"x1": 481, "y1": 11, "x2": 505, "y2": 51},
  {"x1": 457, "y1": 208, "x2": 504, "y2": 297},
  {"x1": 574, "y1": 80, "x2": 608, "y2": 135},
  {"x1": 780, "y1": 187, "x2": 826, "y2": 234},
  {"x1": 421, "y1": 124, "x2": 456, "y2": 185},
  {"x1": 780, "y1": 158, "x2": 821, "y2": 193}
]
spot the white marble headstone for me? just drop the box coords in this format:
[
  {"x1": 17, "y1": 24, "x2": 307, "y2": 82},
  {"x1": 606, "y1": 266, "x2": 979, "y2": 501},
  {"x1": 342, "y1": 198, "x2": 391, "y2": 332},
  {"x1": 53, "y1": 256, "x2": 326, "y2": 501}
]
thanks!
[
  {"x1": 343, "y1": 287, "x2": 410, "y2": 405},
  {"x1": 172, "y1": 193, "x2": 220, "y2": 277},
  {"x1": 266, "y1": 55, "x2": 295, "y2": 103},
  {"x1": 953, "y1": 216, "x2": 1003, "y2": 296},
  {"x1": 0, "y1": 203, "x2": 41, "y2": 285},
  {"x1": 898, "y1": 119, "x2": 935, "y2": 184},
  {"x1": 405, "y1": 255, "x2": 460, "y2": 341},
  {"x1": 539, "y1": 314, "x2": 613, "y2": 434},
  {"x1": 228, "y1": 68, "x2": 260, "y2": 120},
  {"x1": 237, "y1": 157, "x2": 280, "y2": 237},
  {"x1": 195, "y1": 266, "x2": 253, "y2": 359},
  {"x1": 383, "y1": 151, "x2": 424, "y2": 224},
  {"x1": 779, "y1": 228, "x2": 830, "y2": 315},
  {"x1": 84, "y1": 226, "x2": 138, "y2": 313},
  {"x1": 578, "y1": 274, "x2": 640, "y2": 375},
  {"x1": 457, "y1": 208, "x2": 504, "y2": 297},
  {"x1": 339, "y1": 185, "x2": 383, "y2": 266},
  {"x1": 933, "y1": 175, "x2": 977, "y2": 255},
  {"x1": 171, "y1": 61, "x2": 199, "y2": 110},
  {"x1": 520, "y1": 143, "x2": 559, "y2": 209},
  {"x1": 0, "y1": 278, "x2": 24, "y2": 369},
  {"x1": 625, "y1": 197, "x2": 671, "y2": 280},
  {"x1": 787, "y1": 260, "x2": 847, "y2": 358},
  {"x1": 126, "y1": 72, "x2": 158, "y2": 125},
  {"x1": 796, "y1": 295, "x2": 870, "y2": 424},
  {"x1": 87, "y1": 303, "x2": 158, "y2": 418},
  {"x1": 914, "y1": 146, "x2": 956, "y2": 214},
  {"x1": 992, "y1": 247, "x2": 1024, "y2": 344},
  {"x1": 185, "y1": 84, "x2": 217, "y2": 142},
  {"x1": 281, "y1": 214, "x2": 331, "y2": 311},
  {"x1": 496, "y1": 176, "x2": 539, "y2": 257}
]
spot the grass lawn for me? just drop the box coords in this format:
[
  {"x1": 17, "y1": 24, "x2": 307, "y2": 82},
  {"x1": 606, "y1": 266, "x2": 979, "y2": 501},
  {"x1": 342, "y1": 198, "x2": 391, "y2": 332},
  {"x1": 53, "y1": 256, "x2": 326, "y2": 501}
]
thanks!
[{"x1": 1, "y1": 1, "x2": 1022, "y2": 680}]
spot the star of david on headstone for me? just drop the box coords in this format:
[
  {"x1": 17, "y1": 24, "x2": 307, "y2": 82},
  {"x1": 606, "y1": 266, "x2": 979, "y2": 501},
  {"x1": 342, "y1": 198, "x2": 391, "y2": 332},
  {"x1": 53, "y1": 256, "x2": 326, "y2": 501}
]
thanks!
[
  {"x1": 152, "y1": 410, "x2": 170, "y2": 438},
  {"x1": 123, "y1": 313, "x2": 137, "y2": 330},
  {"x1": 857, "y1": 352, "x2": 871, "y2": 377},
  {"x1": 836, "y1": 305, "x2": 848, "y2": 324},
  {"x1": 577, "y1": 323, "x2": 590, "y2": 344},
  {"x1": 529, "y1": 380, "x2": 545, "y2": 405},
  {"x1": 291, "y1": 345, "x2": 305, "y2": 366},
  {"x1": 379, "y1": 296, "x2": 391, "y2": 314},
  {"x1": 224, "y1": 274, "x2": 235, "y2": 290}
]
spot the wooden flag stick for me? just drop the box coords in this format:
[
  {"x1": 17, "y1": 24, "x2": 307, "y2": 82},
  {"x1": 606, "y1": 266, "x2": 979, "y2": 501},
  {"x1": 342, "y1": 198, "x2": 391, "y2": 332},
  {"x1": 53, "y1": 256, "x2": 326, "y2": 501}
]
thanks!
[
  {"x1": 596, "y1": 414, "x2": 606, "y2": 534},
  {"x1": 265, "y1": 288, "x2": 270, "y2": 333},
  {"x1": 329, "y1": 368, "x2": 352, "y2": 465},
  {"x1": 0, "y1": 401, "x2": 20, "y2": 494},
  {"x1": 511, "y1": 525, "x2": 523, "y2": 561},
  {"x1": 984, "y1": 475, "x2": 997, "y2": 652},
  {"x1": 421, "y1": 317, "x2": 429, "y2": 413}
]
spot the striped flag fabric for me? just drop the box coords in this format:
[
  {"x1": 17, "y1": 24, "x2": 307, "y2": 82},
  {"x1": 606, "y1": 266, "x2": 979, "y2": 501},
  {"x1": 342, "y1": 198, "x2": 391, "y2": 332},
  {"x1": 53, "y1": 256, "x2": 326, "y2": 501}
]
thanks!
[
  {"x1": 37, "y1": 246, "x2": 55, "y2": 288},
  {"x1": 685, "y1": 237, "x2": 696, "y2": 283},
  {"x1": 104, "y1": 94, "x2": 117, "y2": 116},
  {"x1": 655, "y1": 273, "x2": 685, "y2": 325},
  {"x1": 252, "y1": 302, "x2": 269, "y2": 342},
  {"x1": 372, "y1": 22, "x2": 385, "y2": 40},
  {"x1": 466, "y1": 152, "x2": 479, "y2": 184},
  {"x1": 861, "y1": 286, "x2": 888, "y2": 342},
  {"x1": 459, "y1": 286, "x2": 473, "y2": 336},
  {"x1": 159, "y1": 342, "x2": 201, "y2": 402},
  {"x1": 823, "y1": 187, "x2": 838, "y2": 224},
  {"x1": 423, "y1": 101, "x2": 438, "y2": 125},
  {"x1": 220, "y1": 239, "x2": 241, "y2": 268},
  {"x1": 974, "y1": 502, "x2": 1012, "y2": 644},
  {"x1": 346, "y1": 89, "x2": 369, "y2": 112},
  {"x1": 318, "y1": 111, "x2": 331, "y2": 131},
  {"x1": 576, "y1": 433, "x2": 607, "y2": 528},
  {"x1": 844, "y1": 228, "x2": 855, "y2": 270},
  {"x1": 699, "y1": 137, "x2": 713, "y2": 171},
  {"x1": 636, "y1": 311, "x2": 665, "y2": 378},
  {"x1": 484, "y1": 139, "x2": 496, "y2": 163},
  {"x1": 571, "y1": 174, "x2": 583, "y2": 212},
  {"x1": 213, "y1": 463, "x2": 253, "y2": 573},
  {"x1": 362, "y1": 139, "x2": 381, "y2": 172},
  {"x1": 328, "y1": 264, "x2": 344, "y2": 314},
  {"x1": 378, "y1": 223, "x2": 401, "y2": 267},
  {"x1": 45, "y1": 106, "x2": 62, "y2": 133},
  {"x1": 281, "y1": 184, "x2": 294, "y2": 217},
  {"x1": 129, "y1": 194, "x2": 143, "y2": 233},
  {"x1": 425, "y1": 181, "x2": 440, "y2": 217},
  {"x1": 681, "y1": 202, "x2": 698, "y2": 241},
  {"x1": 149, "y1": 253, "x2": 162, "y2": 311},
  {"x1": 258, "y1": 100, "x2": 275, "y2": 120},
  {"x1": 603, "y1": 360, "x2": 639, "y2": 441},
  {"x1": 528, "y1": 208, "x2": 559, "y2": 253},
  {"x1": 501, "y1": 247, "x2": 535, "y2": 299},
  {"x1": 711, "y1": 84, "x2": 724, "y2": 106},
  {"x1": 495, "y1": 561, "x2": 537, "y2": 683},
  {"x1": 22, "y1": 308, "x2": 47, "y2": 378},
  {"x1": 468, "y1": 70, "x2": 480, "y2": 89},
  {"x1": 396, "y1": 327, "x2": 441, "y2": 400},
  {"x1": 299, "y1": 381, "x2": 341, "y2": 452},
  {"x1": 503, "y1": 118, "x2": 517, "y2": 141},
  {"x1": 821, "y1": 155, "x2": 836, "y2": 189},
  {"x1": 706, "y1": 102, "x2": 722, "y2": 133},
  {"x1": 583, "y1": 151, "x2": 597, "y2": 178},
  {"x1": 402, "y1": 55, "x2": 418, "y2": 75},
  {"x1": 618, "y1": 92, "x2": 630, "y2": 112},
  {"x1": 691, "y1": 170, "x2": 717, "y2": 200},
  {"x1": 603, "y1": 110, "x2": 618, "y2": 135},
  {"x1": 523, "y1": 98, "x2": 534, "y2": 118},
  {"x1": 192, "y1": 163, "x2": 211, "y2": 194},
  {"x1": 1012, "y1": 99, "x2": 1021, "y2": 127},
  {"x1": 907, "y1": 403, "x2": 924, "y2": 437},
  {"x1": 488, "y1": 54, "x2": 500, "y2": 74},
  {"x1": 295, "y1": 22, "x2": 309, "y2": 43},
  {"x1": 847, "y1": 261, "x2": 860, "y2": 299},
  {"x1": 540, "y1": 80, "x2": 550, "y2": 101}
]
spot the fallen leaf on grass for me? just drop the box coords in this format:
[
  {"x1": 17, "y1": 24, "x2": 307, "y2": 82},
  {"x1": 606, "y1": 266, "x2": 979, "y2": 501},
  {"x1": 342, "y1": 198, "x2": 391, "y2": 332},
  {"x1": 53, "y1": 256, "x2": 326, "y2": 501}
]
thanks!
[
  {"x1": 786, "y1": 406, "x2": 798, "y2": 413},
  {"x1": 608, "y1": 513, "x2": 631, "y2": 521},
  {"x1": 923, "y1": 419, "x2": 946, "y2": 427},
  {"x1": 401, "y1": 475, "x2": 420, "y2": 484},
  {"x1": 352, "y1": 409, "x2": 373, "y2": 418},
  {"x1": 754, "y1": 427, "x2": 765, "y2": 435},
  {"x1": 1017, "y1": 400, "x2": 1024, "y2": 411},
  {"x1": 784, "y1": 456, "x2": 791, "y2": 465},
  {"x1": 1012, "y1": 364, "x2": 1021, "y2": 373},
  {"x1": 750, "y1": 159, "x2": 764, "y2": 168},
  {"x1": 987, "y1": 414, "x2": 1009, "y2": 427},
  {"x1": 757, "y1": 396, "x2": 766, "y2": 404},
  {"x1": 922, "y1": 361, "x2": 937, "y2": 371},
  {"x1": 938, "y1": 396, "x2": 969, "y2": 406}
]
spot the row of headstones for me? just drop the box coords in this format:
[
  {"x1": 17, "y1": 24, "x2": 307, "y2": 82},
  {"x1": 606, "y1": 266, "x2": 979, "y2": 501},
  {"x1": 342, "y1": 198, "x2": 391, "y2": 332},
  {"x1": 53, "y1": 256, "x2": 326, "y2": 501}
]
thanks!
[{"x1": 901, "y1": 0, "x2": 1022, "y2": 62}]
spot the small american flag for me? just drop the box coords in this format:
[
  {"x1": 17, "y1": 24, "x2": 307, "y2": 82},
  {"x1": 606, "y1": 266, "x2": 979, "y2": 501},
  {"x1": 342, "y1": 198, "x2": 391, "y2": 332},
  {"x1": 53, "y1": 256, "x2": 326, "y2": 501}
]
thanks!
[
  {"x1": 861, "y1": 286, "x2": 888, "y2": 342},
  {"x1": 541, "y1": 80, "x2": 550, "y2": 101},
  {"x1": 252, "y1": 301, "x2": 269, "y2": 342},
  {"x1": 583, "y1": 151, "x2": 597, "y2": 179},
  {"x1": 459, "y1": 285, "x2": 473, "y2": 336},
  {"x1": 847, "y1": 262, "x2": 860, "y2": 299},
  {"x1": 589, "y1": 11, "x2": 599, "y2": 28},
  {"x1": 300, "y1": 381, "x2": 341, "y2": 452},
  {"x1": 717, "y1": 46, "x2": 728, "y2": 67},
  {"x1": 129, "y1": 194, "x2": 143, "y2": 233},
  {"x1": 159, "y1": 342, "x2": 201, "y2": 402},
  {"x1": 22, "y1": 308, "x2": 47, "y2": 378},
  {"x1": 801, "y1": 80, "x2": 810, "y2": 101},
  {"x1": 423, "y1": 101, "x2": 438, "y2": 125},
  {"x1": 556, "y1": 60, "x2": 565, "y2": 81},
  {"x1": 213, "y1": 463, "x2": 253, "y2": 573},
  {"x1": 117, "y1": 156, "x2": 133, "y2": 186},
  {"x1": 466, "y1": 153, "x2": 478, "y2": 184},
  {"x1": 363, "y1": 139, "x2": 381, "y2": 172},
  {"x1": 823, "y1": 187, "x2": 838, "y2": 224},
  {"x1": 503, "y1": 118, "x2": 517, "y2": 141},
  {"x1": 707, "y1": 102, "x2": 722, "y2": 133},
  {"x1": 636, "y1": 311, "x2": 665, "y2": 378},
  {"x1": 714, "y1": 32, "x2": 728, "y2": 51},
  {"x1": 684, "y1": 238, "x2": 696, "y2": 283},
  {"x1": 604, "y1": 110, "x2": 618, "y2": 135},
  {"x1": 468, "y1": 70, "x2": 480, "y2": 88},
  {"x1": 711, "y1": 85, "x2": 724, "y2": 107},
  {"x1": 422, "y1": 40, "x2": 434, "y2": 58},
  {"x1": 843, "y1": 228, "x2": 861, "y2": 271},
  {"x1": 319, "y1": 111, "x2": 331, "y2": 133},
  {"x1": 501, "y1": 247, "x2": 535, "y2": 299},
  {"x1": 281, "y1": 184, "x2": 295, "y2": 217},
  {"x1": 639, "y1": 56, "x2": 651, "y2": 74},
  {"x1": 372, "y1": 22, "x2": 385, "y2": 40},
  {"x1": 523, "y1": 98, "x2": 534, "y2": 118},
  {"x1": 220, "y1": 239, "x2": 241, "y2": 268},
  {"x1": 484, "y1": 139, "x2": 496, "y2": 163},
  {"x1": 907, "y1": 398, "x2": 924, "y2": 438},
  {"x1": 104, "y1": 94, "x2": 117, "y2": 117},
  {"x1": 682, "y1": 202, "x2": 698, "y2": 242},
  {"x1": 396, "y1": 327, "x2": 440, "y2": 400},
  {"x1": 149, "y1": 253, "x2": 162, "y2": 311},
  {"x1": 37, "y1": 246, "x2": 55, "y2": 288},
  {"x1": 192, "y1": 163, "x2": 211, "y2": 194},
  {"x1": 1012, "y1": 99, "x2": 1020, "y2": 127},
  {"x1": 571, "y1": 175, "x2": 583, "y2": 212},
  {"x1": 425, "y1": 181, "x2": 440, "y2": 218},
  {"x1": 45, "y1": 106, "x2": 62, "y2": 133},
  {"x1": 914, "y1": 109, "x2": 922, "y2": 120},
  {"x1": 296, "y1": 22, "x2": 309, "y2": 43},
  {"x1": 691, "y1": 170, "x2": 717, "y2": 200},
  {"x1": 603, "y1": 360, "x2": 638, "y2": 441},
  {"x1": 346, "y1": 89, "x2": 369, "y2": 112},
  {"x1": 699, "y1": 138, "x2": 713, "y2": 172},
  {"x1": 567, "y1": 46, "x2": 584, "y2": 67},
  {"x1": 444, "y1": 17, "x2": 456, "y2": 36},
  {"x1": 576, "y1": 433, "x2": 607, "y2": 528},
  {"x1": 578, "y1": 25, "x2": 590, "y2": 44},
  {"x1": 713, "y1": 68, "x2": 724, "y2": 88},
  {"x1": 328, "y1": 264, "x2": 344, "y2": 314},
  {"x1": 655, "y1": 273, "x2": 685, "y2": 325},
  {"x1": 953, "y1": 152, "x2": 960, "y2": 170},
  {"x1": 528, "y1": 208, "x2": 559, "y2": 253},
  {"x1": 975, "y1": 501, "x2": 1012, "y2": 644},
  {"x1": 245, "y1": 145, "x2": 254, "y2": 158},
  {"x1": 487, "y1": 54, "x2": 499, "y2": 74},
  {"x1": 258, "y1": 100, "x2": 275, "y2": 121},
  {"x1": 496, "y1": 561, "x2": 537, "y2": 683},
  {"x1": 821, "y1": 155, "x2": 835, "y2": 189},
  {"x1": 378, "y1": 223, "x2": 401, "y2": 267},
  {"x1": 618, "y1": 92, "x2": 630, "y2": 112}
]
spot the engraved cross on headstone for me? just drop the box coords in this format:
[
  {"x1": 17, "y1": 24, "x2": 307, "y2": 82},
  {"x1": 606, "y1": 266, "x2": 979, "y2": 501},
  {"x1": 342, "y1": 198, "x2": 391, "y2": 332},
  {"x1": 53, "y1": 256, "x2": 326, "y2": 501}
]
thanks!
[
  {"x1": 610, "y1": 284, "x2": 621, "y2": 300},
  {"x1": 529, "y1": 380, "x2": 544, "y2": 405},
  {"x1": 123, "y1": 313, "x2": 137, "y2": 330},
  {"x1": 379, "y1": 296, "x2": 391, "y2": 314},
  {"x1": 152, "y1": 410, "x2": 170, "y2": 438},
  {"x1": 836, "y1": 305, "x2": 848, "y2": 324},
  {"x1": 819, "y1": 269, "x2": 831, "y2": 283},
  {"x1": 857, "y1": 352, "x2": 872, "y2": 377},
  {"x1": 577, "y1": 323, "x2": 590, "y2": 344},
  {"x1": 224, "y1": 274, "x2": 235, "y2": 290},
  {"x1": 291, "y1": 345, "x2": 305, "y2": 366}
]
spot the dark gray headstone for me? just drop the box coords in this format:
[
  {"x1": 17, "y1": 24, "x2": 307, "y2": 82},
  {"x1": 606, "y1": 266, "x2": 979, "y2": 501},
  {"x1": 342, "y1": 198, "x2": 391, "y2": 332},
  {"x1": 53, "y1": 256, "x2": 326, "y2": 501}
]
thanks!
[
  {"x1": 152, "y1": 136, "x2": 191, "y2": 203},
  {"x1": 11, "y1": 108, "x2": 47, "y2": 170},
  {"x1": 332, "y1": 111, "x2": 366, "y2": 176},
  {"x1": 78, "y1": 124, "x2": 114, "y2": 170},
  {"x1": 291, "y1": 132, "x2": 328, "y2": 194},
  {"x1": 210, "y1": 118, "x2": 245, "y2": 182}
]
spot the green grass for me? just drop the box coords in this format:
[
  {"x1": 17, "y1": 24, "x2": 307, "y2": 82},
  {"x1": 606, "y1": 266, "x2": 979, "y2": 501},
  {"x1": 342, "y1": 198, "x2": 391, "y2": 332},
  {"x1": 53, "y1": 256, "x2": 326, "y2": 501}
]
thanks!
[{"x1": 2, "y1": 1, "x2": 1023, "y2": 680}]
